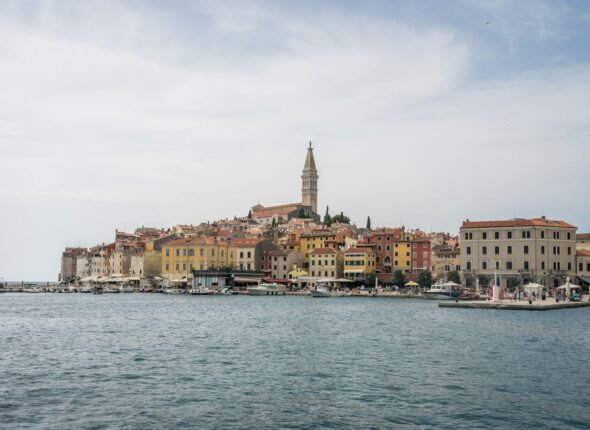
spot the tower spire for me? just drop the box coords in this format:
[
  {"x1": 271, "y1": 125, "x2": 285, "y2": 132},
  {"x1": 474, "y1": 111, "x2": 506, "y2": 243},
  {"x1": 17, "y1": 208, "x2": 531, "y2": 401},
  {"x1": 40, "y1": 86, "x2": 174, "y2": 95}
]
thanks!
[{"x1": 301, "y1": 141, "x2": 318, "y2": 213}]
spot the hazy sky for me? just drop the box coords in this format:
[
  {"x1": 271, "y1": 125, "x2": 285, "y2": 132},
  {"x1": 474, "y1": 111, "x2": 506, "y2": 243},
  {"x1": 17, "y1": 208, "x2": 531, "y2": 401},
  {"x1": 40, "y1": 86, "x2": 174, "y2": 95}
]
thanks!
[{"x1": 1, "y1": 0, "x2": 589, "y2": 281}]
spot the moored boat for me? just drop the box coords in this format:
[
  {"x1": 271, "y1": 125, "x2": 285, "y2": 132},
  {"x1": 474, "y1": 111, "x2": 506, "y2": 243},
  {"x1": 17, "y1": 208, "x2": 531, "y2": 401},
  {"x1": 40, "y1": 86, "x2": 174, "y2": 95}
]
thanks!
[
  {"x1": 423, "y1": 281, "x2": 462, "y2": 300},
  {"x1": 310, "y1": 283, "x2": 331, "y2": 298},
  {"x1": 247, "y1": 283, "x2": 286, "y2": 296}
]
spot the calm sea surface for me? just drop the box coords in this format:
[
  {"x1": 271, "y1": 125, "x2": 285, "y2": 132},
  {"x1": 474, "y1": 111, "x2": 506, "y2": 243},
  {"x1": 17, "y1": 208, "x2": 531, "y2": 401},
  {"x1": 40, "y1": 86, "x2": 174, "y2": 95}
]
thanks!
[{"x1": 1, "y1": 294, "x2": 589, "y2": 429}]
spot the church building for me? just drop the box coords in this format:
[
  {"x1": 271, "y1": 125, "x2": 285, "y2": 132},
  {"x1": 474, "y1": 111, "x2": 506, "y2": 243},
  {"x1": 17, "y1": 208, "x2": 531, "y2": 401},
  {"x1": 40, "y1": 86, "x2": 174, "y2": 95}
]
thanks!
[{"x1": 250, "y1": 142, "x2": 320, "y2": 225}]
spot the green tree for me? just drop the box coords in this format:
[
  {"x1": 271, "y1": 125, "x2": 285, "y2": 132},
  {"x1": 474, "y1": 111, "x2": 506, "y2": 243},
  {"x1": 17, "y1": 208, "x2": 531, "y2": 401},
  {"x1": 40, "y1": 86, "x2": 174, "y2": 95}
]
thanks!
[
  {"x1": 324, "y1": 206, "x2": 332, "y2": 226},
  {"x1": 392, "y1": 270, "x2": 405, "y2": 287},
  {"x1": 447, "y1": 270, "x2": 461, "y2": 284},
  {"x1": 247, "y1": 210, "x2": 252, "y2": 220},
  {"x1": 364, "y1": 271, "x2": 377, "y2": 288},
  {"x1": 507, "y1": 277, "x2": 520, "y2": 291},
  {"x1": 332, "y1": 211, "x2": 350, "y2": 224},
  {"x1": 417, "y1": 270, "x2": 432, "y2": 289},
  {"x1": 477, "y1": 275, "x2": 490, "y2": 288},
  {"x1": 271, "y1": 218, "x2": 277, "y2": 229},
  {"x1": 297, "y1": 208, "x2": 311, "y2": 218},
  {"x1": 464, "y1": 274, "x2": 474, "y2": 288},
  {"x1": 366, "y1": 216, "x2": 371, "y2": 230}
]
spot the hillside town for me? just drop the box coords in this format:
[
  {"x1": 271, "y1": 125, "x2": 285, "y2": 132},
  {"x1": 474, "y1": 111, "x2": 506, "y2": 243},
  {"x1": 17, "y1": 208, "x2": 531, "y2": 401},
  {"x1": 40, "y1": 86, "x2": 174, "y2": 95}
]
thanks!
[{"x1": 58, "y1": 143, "x2": 590, "y2": 293}]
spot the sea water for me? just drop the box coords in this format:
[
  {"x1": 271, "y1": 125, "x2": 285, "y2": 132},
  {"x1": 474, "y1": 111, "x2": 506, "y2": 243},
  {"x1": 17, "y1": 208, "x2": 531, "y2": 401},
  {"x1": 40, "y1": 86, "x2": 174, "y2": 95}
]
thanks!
[{"x1": 1, "y1": 294, "x2": 588, "y2": 429}]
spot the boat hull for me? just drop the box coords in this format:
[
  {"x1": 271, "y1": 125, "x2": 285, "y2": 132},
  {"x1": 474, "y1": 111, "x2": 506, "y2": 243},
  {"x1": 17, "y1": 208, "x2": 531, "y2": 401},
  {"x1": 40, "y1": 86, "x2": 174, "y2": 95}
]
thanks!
[
  {"x1": 422, "y1": 292, "x2": 460, "y2": 300},
  {"x1": 247, "y1": 288, "x2": 285, "y2": 296},
  {"x1": 310, "y1": 290, "x2": 331, "y2": 298}
]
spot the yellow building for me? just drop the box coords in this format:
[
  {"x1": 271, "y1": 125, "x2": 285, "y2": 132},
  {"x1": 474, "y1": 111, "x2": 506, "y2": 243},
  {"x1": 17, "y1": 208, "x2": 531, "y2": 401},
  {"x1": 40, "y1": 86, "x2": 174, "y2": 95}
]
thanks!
[
  {"x1": 344, "y1": 248, "x2": 376, "y2": 280},
  {"x1": 300, "y1": 230, "x2": 350, "y2": 266},
  {"x1": 430, "y1": 244, "x2": 461, "y2": 280},
  {"x1": 161, "y1": 237, "x2": 236, "y2": 280},
  {"x1": 393, "y1": 232, "x2": 413, "y2": 274},
  {"x1": 309, "y1": 248, "x2": 343, "y2": 278}
]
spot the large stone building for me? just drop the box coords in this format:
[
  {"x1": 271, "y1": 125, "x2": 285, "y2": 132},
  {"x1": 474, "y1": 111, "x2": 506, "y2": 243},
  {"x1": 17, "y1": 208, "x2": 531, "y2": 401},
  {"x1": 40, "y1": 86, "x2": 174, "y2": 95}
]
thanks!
[
  {"x1": 301, "y1": 141, "x2": 318, "y2": 213},
  {"x1": 59, "y1": 247, "x2": 87, "y2": 283},
  {"x1": 460, "y1": 217, "x2": 577, "y2": 288}
]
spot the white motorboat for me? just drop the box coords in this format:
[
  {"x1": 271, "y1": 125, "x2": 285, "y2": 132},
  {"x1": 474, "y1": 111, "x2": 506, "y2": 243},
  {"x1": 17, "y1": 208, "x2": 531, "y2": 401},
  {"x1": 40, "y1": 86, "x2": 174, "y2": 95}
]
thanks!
[
  {"x1": 190, "y1": 286, "x2": 213, "y2": 295},
  {"x1": 422, "y1": 280, "x2": 462, "y2": 300},
  {"x1": 310, "y1": 283, "x2": 331, "y2": 298},
  {"x1": 22, "y1": 284, "x2": 41, "y2": 293},
  {"x1": 162, "y1": 288, "x2": 182, "y2": 295},
  {"x1": 247, "y1": 283, "x2": 286, "y2": 296}
]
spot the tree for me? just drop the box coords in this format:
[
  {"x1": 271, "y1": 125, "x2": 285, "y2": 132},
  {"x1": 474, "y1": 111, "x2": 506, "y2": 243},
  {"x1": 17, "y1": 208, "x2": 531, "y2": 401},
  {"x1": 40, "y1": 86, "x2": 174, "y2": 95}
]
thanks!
[
  {"x1": 324, "y1": 206, "x2": 332, "y2": 226},
  {"x1": 417, "y1": 270, "x2": 432, "y2": 289},
  {"x1": 477, "y1": 275, "x2": 490, "y2": 288},
  {"x1": 271, "y1": 218, "x2": 277, "y2": 229},
  {"x1": 297, "y1": 208, "x2": 311, "y2": 219},
  {"x1": 447, "y1": 270, "x2": 461, "y2": 285},
  {"x1": 464, "y1": 274, "x2": 474, "y2": 288},
  {"x1": 364, "y1": 271, "x2": 377, "y2": 288},
  {"x1": 247, "y1": 210, "x2": 252, "y2": 220},
  {"x1": 392, "y1": 270, "x2": 405, "y2": 287},
  {"x1": 366, "y1": 216, "x2": 371, "y2": 230},
  {"x1": 507, "y1": 277, "x2": 520, "y2": 291},
  {"x1": 332, "y1": 211, "x2": 350, "y2": 224}
]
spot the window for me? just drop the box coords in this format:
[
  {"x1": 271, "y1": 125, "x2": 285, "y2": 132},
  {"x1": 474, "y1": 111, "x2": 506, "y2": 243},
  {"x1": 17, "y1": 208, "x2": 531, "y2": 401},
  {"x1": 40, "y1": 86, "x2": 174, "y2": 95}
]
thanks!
[
  {"x1": 175, "y1": 263, "x2": 179, "y2": 271},
  {"x1": 541, "y1": 261, "x2": 545, "y2": 270},
  {"x1": 495, "y1": 261, "x2": 500, "y2": 269},
  {"x1": 524, "y1": 261, "x2": 529, "y2": 270},
  {"x1": 524, "y1": 245, "x2": 529, "y2": 254},
  {"x1": 541, "y1": 231, "x2": 545, "y2": 239},
  {"x1": 482, "y1": 246, "x2": 487, "y2": 255},
  {"x1": 507, "y1": 231, "x2": 512, "y2": 239},
  {"x1": 176, "y1": 249, "x2": 180, "y2": 257},
  {"x1": 482, "y1": 261, "x2": 487, "y2": 270},
  {"x1": 587, "y1": 263, "x2": 590, "y2": 271},
  {"x1": 182, "y1": 263, "x2": 186, "y2": 270},
  {"x1": 567, "y1": 247, "x2": 571, "y2": 255},
  {"x1": 182, "y1": 249, "x2": 186, "y2": 256},
  {"x1": 165, "y1": 263, "x2": 169, "y2": 271},
  {"x1": 482, "y1": 232, "x2": 487, "y2": 239},
  {"x1": 200, "y1": 248, "x2": 204, "y2": 257},
  {"x1": 165, "y1": 249, "x2": 170, "y2": 257},
  {"x1": 413, "y1": 252, "x2": 417, "y2": 258},
  {"x1": 568, "y1": 262, "x2": 572, "y2": 271},
  {"x1": 466, "y1": 261, "x2": 472, "y2": 270},
  {"x1": 247, "y1": 252, "x2": 251, "y2": 258},
  {"x1": 465, "y1": 233, "x2": 468, "y2": 240},
  {"x1": 494, "y1": 232, "x2": 499, "y2": 239},
  {"x1": 466, "y1": 246, "x2": 471, "y2": 255},
  {"x1": 377, "y1": 245, "x2": 382, "y2": 252},
  {"x1": 541, "y1": 246, "x2": 545, "y2": 255},
  {"x1": 567, "y1": 232, "x2": 571, "y2": 240},
  {"x1": 413, "y1": 243, "x2": 417, "y2": 249},
  {"x1": 494, "y1": 246, "x2": 500, "y2": 255},
  {"x1": 386, "y1": 245, "x2": 391, "y2": 252},
  {"x1": 211, "y1": 249, "x2": 215, "y2": 256},
  {"x1": 188, "y1": 249, "x2": 194, "y2": 257},
  {"x1": 506, "y1": 261, "x2": 513, "y2": 270},
  {"x1": 507, "y1": 246, "x2": 512, "y2": 255},
  {"x1": 580, "y1": 262, "x2": 583, "y2": 272}
]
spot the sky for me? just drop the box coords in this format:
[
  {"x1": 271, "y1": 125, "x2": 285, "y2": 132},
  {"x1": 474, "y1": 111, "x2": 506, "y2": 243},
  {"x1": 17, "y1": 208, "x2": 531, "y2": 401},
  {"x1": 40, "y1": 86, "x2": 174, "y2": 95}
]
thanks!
[{"x1": 0, "y1": 0, "x2": 589, "y2": 281}]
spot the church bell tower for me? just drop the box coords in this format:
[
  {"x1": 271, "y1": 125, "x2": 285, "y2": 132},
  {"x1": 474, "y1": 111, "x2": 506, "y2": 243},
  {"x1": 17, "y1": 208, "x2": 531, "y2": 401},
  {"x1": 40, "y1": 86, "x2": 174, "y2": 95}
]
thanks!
[{"x1": 301, "y1": 141, "x2": 318, "y2": 213}]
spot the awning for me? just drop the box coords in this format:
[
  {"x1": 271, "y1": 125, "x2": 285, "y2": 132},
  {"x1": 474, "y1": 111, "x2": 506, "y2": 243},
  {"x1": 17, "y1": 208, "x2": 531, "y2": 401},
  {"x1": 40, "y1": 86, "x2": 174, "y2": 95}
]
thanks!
[
  {"x1": 577, "y1": 276, "x2": 590, "y2": 284},
  {"x1": 233, "y1": 277, "x2": 261, "y2": 284}
]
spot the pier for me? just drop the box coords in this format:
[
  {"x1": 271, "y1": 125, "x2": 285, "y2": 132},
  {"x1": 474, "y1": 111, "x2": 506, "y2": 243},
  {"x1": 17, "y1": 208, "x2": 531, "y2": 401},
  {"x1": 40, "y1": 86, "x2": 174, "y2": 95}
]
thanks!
[{"x1": 439, "y1": 298, "x2": 590, "y2": 311}]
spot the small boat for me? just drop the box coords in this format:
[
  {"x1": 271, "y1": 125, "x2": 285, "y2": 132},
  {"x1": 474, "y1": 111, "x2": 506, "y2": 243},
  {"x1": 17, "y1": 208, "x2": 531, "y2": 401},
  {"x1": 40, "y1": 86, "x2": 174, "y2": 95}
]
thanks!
[
  {"x1": 163, "y1": 288, "x2": 182, "y2": 295},
  {"x1": 423, "y1": 281, "x2": 462, "y2": 300},
  {"x1": 458, "y1": 292, "x2": 480, "y2": 301},
  {"x1": 247, "y1": 283, "x2": 286, "y2": 296},
  {"x1": 310, "y1": 283, "x2": 331, "y2": 298},
  {"x1": 190, "y1": 286, "x2": 213, "y2": 296},
  {"x1": 93, "y1": 286, "x2": 103, "y2": 295},
  {"x1": 22, "y1": 284, "x2": 41, "y2": 293}
]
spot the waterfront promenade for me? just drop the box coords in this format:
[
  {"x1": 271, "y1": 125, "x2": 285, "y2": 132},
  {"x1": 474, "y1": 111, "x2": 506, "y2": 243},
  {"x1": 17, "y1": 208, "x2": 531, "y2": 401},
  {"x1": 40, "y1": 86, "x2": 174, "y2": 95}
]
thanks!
[{"x1": 440, "y1": 296, "x2": 590, "y2": 311}]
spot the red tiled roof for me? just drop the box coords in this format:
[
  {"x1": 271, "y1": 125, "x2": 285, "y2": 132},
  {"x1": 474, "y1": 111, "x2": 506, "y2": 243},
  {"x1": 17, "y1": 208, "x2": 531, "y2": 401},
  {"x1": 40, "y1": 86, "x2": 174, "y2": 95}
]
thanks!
[
  {"x1": 461, "y1": 218, "x2": 576, "y2": 229},
  {"x1": 310, "y1": 248, "x2": 338, "y2": 255},
  {"x1": 577, "y1": 250, "x2": 590, "y2": 257},
  {"x1": 577, "y1": 233, "x2": 590, "y2": 240},
  {"x1": 230, "y1": 238, "x2": 265, "y2": 247},
  {"x1": 345, "y1": 247, "x2": 375, "y2": 254}
]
